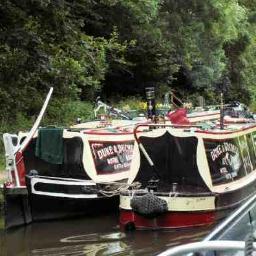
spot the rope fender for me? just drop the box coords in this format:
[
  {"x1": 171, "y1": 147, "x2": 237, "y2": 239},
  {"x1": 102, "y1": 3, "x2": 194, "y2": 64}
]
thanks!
[{"x1": 131, "y1": 192, "x2": 168, "y2": 218}]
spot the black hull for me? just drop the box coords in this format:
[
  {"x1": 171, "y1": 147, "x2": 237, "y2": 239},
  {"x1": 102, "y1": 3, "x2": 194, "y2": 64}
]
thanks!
[
  {"x1": 3, "y1": 187, "x2": 118, "y2": 229},
  {"x1": 30, "y1": 194, "x2": 119, "y2": 221},
  {"x1": 3, "y1": 188, "x2": 32, "y2": 229},
  {"x1": 215, "y1": 177, "x2": 256, "y2": 211}
]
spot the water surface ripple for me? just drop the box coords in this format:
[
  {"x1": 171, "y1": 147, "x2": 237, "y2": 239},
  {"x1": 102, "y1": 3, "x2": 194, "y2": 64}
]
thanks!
[{"x1": 0, "y1": 214, "x2": 214, "y2": 256}]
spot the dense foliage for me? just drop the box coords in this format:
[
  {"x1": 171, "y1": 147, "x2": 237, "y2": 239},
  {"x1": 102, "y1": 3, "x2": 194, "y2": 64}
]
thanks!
[{"x1": 1, "y1": 0, "x2": 256, "y2": 129}]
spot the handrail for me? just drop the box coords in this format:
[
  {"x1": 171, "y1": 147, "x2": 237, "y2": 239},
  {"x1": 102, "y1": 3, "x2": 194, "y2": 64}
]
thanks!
[
  {"x1": 170, "y1": 92, "x2": 184, "y2": 109},
  {"x1": 157, "y1": 241, "x2": 256, "y2": 256},
  {"x1": 157, "y1": 192, "x2": 256, "y2": 256},
  {"x1": 204, "y1": 192, "x2": 256, "y2": 241},
  {"x1": 94, "y1": 98, "x2": 131, "y2": 120}
]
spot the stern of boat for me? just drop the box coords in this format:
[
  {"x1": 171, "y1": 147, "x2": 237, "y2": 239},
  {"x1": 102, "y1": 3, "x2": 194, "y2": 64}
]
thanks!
[{"x1": 119, "y1": 187, "x2": 216, "y2": 230}]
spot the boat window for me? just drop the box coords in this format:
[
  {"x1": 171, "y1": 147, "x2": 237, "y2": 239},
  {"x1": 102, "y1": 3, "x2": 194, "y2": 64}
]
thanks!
[{"x1": 204, "y1": 134, "x2": 255, "y2": 186}]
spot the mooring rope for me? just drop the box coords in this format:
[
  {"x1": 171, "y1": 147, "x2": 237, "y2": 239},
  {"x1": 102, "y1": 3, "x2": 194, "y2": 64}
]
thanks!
[{"x1": 98, "y1": 181, "x2": 141, "y2": 197}]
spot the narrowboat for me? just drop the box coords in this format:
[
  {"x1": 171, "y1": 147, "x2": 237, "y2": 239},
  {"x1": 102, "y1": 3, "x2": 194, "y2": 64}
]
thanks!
[
  {"x1": 2, "y1": 88, "x2": 141, "y2": 229},
  {"x1": 119, "y1": 120, "x2": 256, "y2": 230}
]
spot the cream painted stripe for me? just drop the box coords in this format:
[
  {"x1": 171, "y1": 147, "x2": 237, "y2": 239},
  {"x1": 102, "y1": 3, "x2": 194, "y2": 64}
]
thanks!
[
  {"x1": 34, "y1": 175, "x2": 97, "y2": 183},
  {"x1": 31, "y1": 191, "x2": 98, "y2": 199},
  {"x1": 212, "y1": 169, "x2": 256, "y2": 193},
  {"x1": 195, "y1": 125, "x2": 256, "y2": 139},
  {"x1": 120, "y1": 195, "x2": 215, "y2": 211},
  {"x1": 31, "y1": 177, "x2": 96, "y2": 186},
  {"x1": 196, "y1": 138, "x2": 213, "y2": 190},
  {"x1": 31, "y1": 177, "x2": 98, "y2": 198}
]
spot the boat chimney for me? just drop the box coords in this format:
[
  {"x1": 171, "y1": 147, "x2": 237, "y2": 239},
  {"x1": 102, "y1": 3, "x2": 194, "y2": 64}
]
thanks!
[{"x1": 145, "y1": 87, "x2": 156, "y2": 121}]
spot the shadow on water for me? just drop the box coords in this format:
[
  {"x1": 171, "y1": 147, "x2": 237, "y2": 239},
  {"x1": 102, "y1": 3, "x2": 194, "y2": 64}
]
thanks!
[{"x1": 0, "y1": 212, "x2": 215, "y2": 256}]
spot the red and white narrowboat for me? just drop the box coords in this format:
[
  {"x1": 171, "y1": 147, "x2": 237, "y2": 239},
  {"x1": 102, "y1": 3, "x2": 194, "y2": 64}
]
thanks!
[{"x1": 119, "y1": 122, "x2": 256, "y2": 230}]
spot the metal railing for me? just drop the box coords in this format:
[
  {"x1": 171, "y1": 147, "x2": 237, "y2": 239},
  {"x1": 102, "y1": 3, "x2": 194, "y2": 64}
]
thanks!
[{"x1": 157, "y1": 192, "x2": 256, "y2": 256}]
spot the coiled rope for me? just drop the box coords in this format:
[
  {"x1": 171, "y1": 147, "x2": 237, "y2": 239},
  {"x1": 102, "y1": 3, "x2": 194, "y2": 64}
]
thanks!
[{"x1": 98, "y1": 181, "x2": 141, "y2": 197}]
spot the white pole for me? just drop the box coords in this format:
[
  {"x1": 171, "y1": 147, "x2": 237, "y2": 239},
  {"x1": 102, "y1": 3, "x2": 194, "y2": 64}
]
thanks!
[{"x1": 16, "y1": 87, "x2": 53, "y2": 154}]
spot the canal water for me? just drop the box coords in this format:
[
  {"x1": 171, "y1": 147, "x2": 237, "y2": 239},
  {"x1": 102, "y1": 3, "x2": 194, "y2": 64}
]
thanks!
[{"x1": 0, "y1": 213, "x2": 214, "y2": 256}]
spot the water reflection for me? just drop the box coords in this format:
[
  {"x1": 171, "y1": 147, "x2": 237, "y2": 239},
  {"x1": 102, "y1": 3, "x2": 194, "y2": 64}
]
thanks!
[
  {"x1": 0, "y1": 214, "x2": 213, "y2": 256},
  {"x1": 31, "y1": 241, "x2": 129, "y2": 256}
]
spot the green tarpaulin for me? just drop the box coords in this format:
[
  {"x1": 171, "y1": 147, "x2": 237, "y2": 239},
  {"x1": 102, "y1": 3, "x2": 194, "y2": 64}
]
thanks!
[{"x1": 35, "y1": 127, "x2": 64, "y2": 164}]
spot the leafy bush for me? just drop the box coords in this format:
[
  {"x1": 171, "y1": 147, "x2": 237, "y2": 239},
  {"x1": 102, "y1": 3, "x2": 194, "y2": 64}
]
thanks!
[
  {"x1": 44, "y1": 99, "x2": 94, "y2": 126},
  {"x1": 115, "y1": 96, "x2": 145, "y2": 111}
]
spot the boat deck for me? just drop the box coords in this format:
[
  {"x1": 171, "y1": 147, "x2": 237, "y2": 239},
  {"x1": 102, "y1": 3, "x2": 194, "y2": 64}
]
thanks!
[{"x1": 122, "y1": 183, "x2": 213, "y2": 197}]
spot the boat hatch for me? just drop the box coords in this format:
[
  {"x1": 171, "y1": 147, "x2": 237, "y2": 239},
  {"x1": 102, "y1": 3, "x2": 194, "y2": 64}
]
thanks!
[
  {"x1": 23, "y1": 137, "x2": 90, "y2": 179},
  {"x1": 135, "y1": 131, "x2": 209, "y2": 191}
]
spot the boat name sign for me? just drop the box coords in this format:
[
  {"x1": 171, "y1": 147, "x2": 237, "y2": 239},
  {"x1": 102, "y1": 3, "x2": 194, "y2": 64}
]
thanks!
[
  {"x1": 204, "y1": 133, "x2": 256, "y2": 185},
  {"x1": 89, "y1": 140, "x2": 134, "y2": 174}
]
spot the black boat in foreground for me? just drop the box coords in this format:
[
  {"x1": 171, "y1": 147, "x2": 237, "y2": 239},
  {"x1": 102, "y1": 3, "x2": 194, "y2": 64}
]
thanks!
[{"x1": 2, "y1": 88, "x2": 141, "y2": 229}]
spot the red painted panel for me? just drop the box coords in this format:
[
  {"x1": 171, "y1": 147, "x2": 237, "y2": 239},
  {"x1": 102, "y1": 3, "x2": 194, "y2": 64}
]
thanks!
[
  {"x1": 15, "y1": 151, "x2": 26, "y2": 186},
  {"x1": 120, "y1": 210, "x2": 215, "y2": 229},
  {"x1": 156, "y1": 212, "x2": 215, "y2": 228}
]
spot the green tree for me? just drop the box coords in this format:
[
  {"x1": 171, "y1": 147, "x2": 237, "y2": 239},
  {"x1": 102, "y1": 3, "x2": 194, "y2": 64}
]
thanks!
[
  {"x1": 159, "y1": 0, "x2": 248, "y2": 103},
  {"x1": 0, "y1": 0, "x2": 128, "y2": 123}
]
